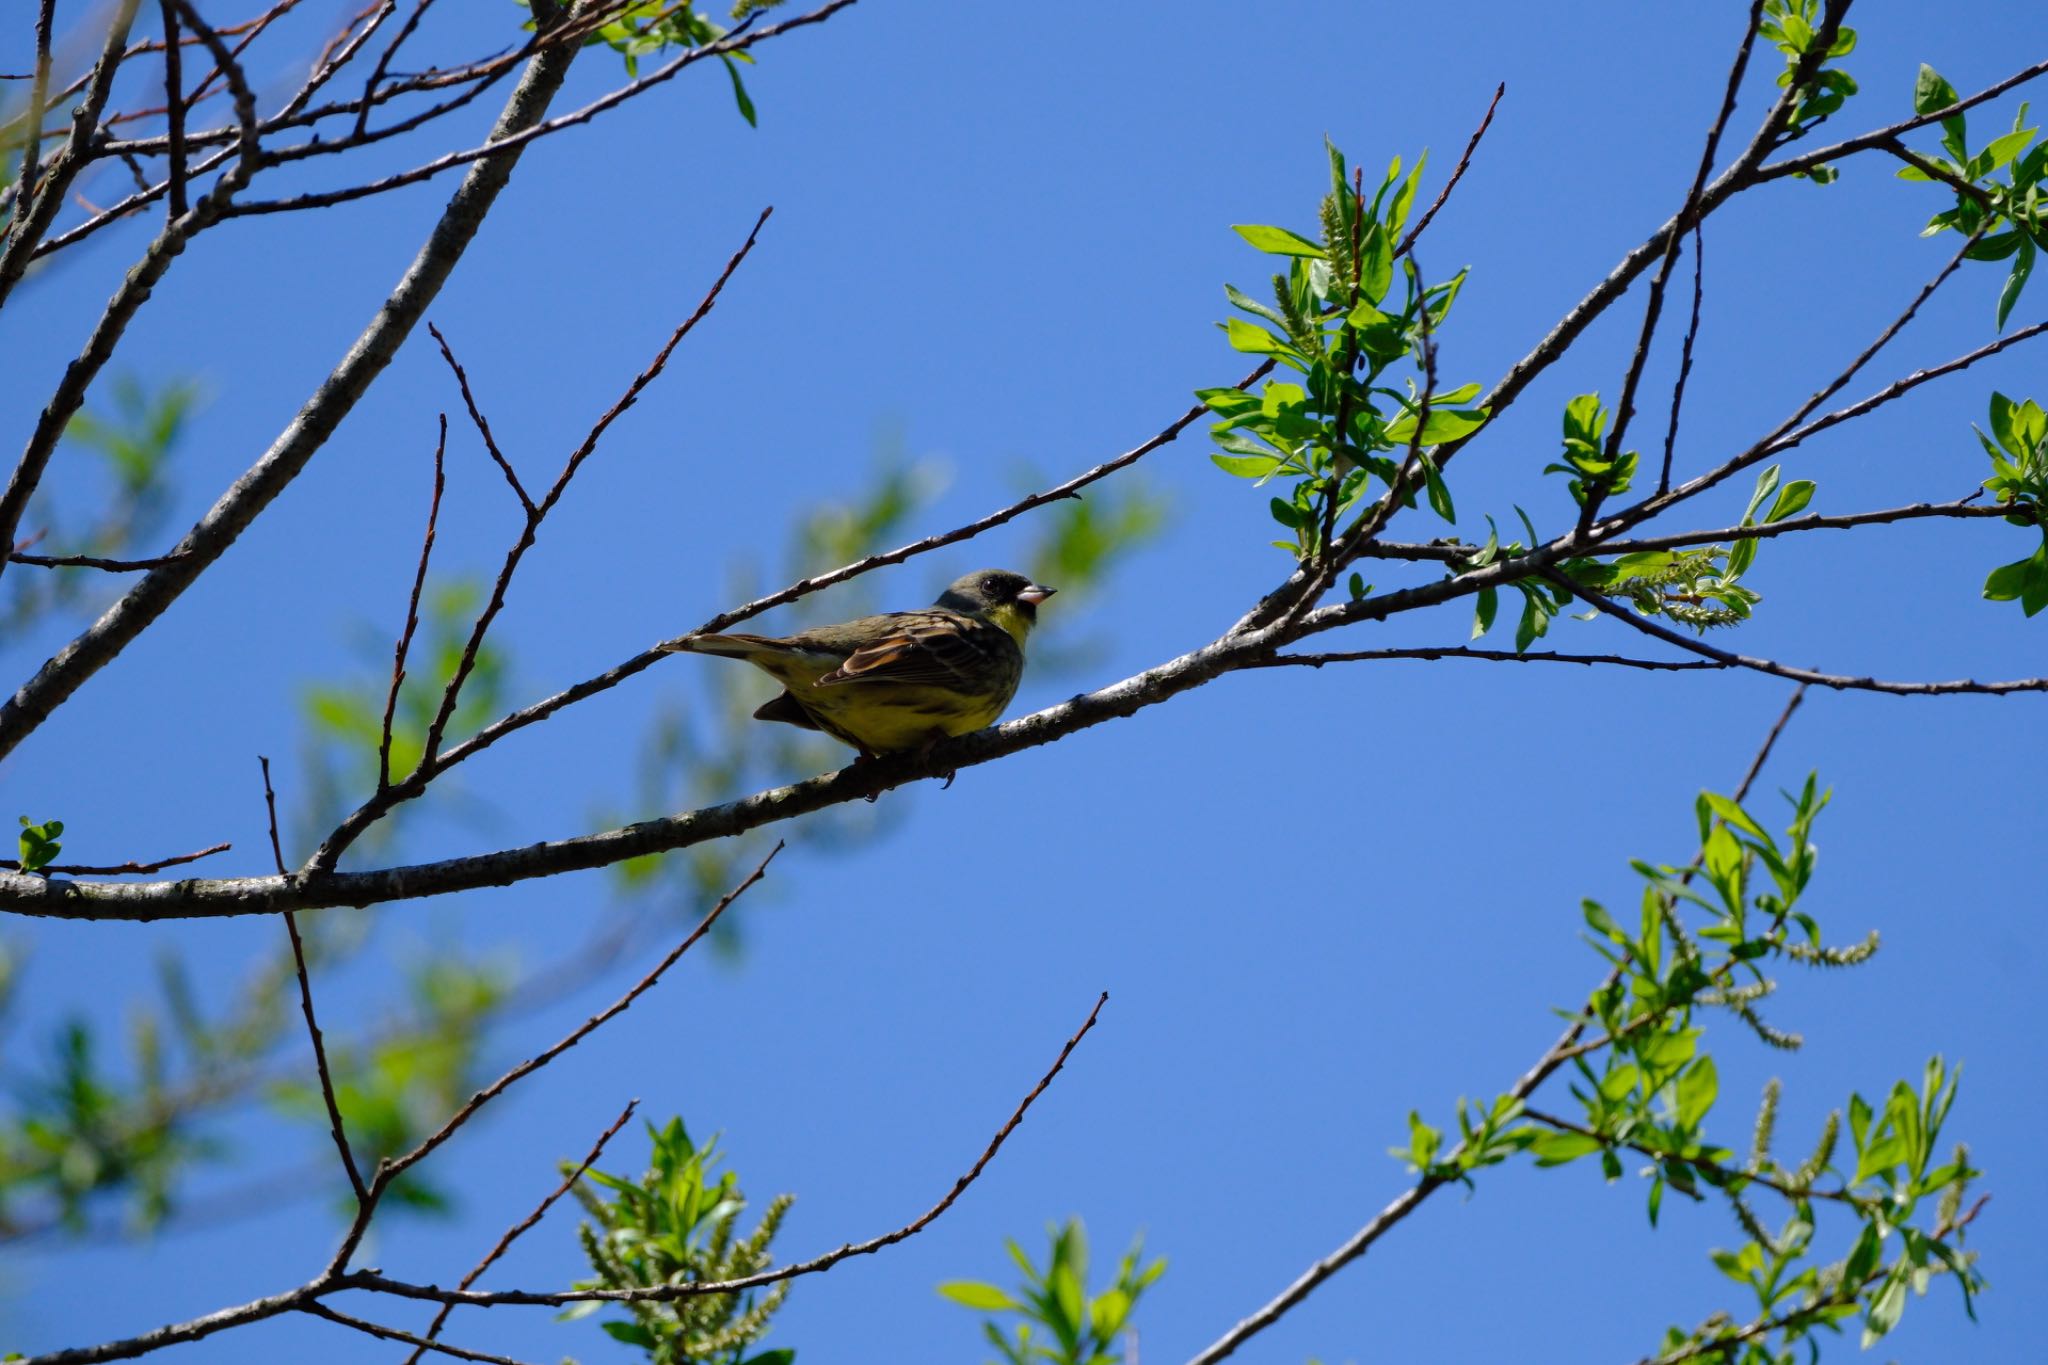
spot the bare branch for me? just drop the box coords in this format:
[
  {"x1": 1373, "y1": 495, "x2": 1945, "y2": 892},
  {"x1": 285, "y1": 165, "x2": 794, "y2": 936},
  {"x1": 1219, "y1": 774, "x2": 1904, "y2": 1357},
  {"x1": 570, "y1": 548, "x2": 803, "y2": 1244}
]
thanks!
[
  {"x1": 1550, "y1": 572, "x2": 2048, "y2": 697},
  {"x1": 1596, "y1": 496, "x2": 2016, "y2": 556},
  {"x1": 296, "y1": 1303, "x2": 540, "y2": 1365},
  {"x1": 429, "y1": 326, "x2": 532, "y2": 514},
  {"x1": 0, "y1": 842, "x2": 229, "y2": 875},
  {"x1": 343, "y1": 990, "x2": 1110, "y2": 1309},
  {"x1": 1757, "y1": 57, "x2": 2048, "y2": 184},
  {"x1": 1657, "y1": 220, "x2": 1705, "y2": 495},
  {"x1": 157, "y1": 0, "x2": 189, "y2": 218},
  {"x1": 402, "y1": 1100, "x2": 640, "y2": 1364},
  {"x1": 1594, "y1": 0, "x2": 1766, "y2": 521},
  {"x1": 3, "y1": 0, "x2": 144, "y2": 294},
  {"x1": 381, "y1": 415, "x2": 448, "y2": 789},
  {"x1": 225, "y1": 0, "x2": 860, "y2": 217},
  {"x1": 10, "y1": 0, "x2": 58, "y2": 230},
  {"x1": 1395, "y1": 80, "x2": 1504, "y2": 258},
  {"x1": 1182, "y1": 688, "x2": 1809, "y2": 1365},
  {"x1": 1594, "y1": 318, "x2": 2048, "y2": 543},
  {"x1": 320, "y1": 843, "x2": 781, "y2": 1277},
  {"x1": 1248, "y1": 647, "x2": 1726, "y2": 673},
  {"x1": 264, "y1": 756, "x2": 368, "y2": 1204},
  {"x1": 0, "y1": 12, "x2": 594, "y2": 762}
]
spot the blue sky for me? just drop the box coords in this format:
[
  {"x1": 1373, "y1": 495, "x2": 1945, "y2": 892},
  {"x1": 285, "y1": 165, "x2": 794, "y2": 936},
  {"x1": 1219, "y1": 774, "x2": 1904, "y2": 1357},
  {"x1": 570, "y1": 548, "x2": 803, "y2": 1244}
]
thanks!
[{"x1": 4, "y1": 1, "x2": 2047, "y2": 1361}]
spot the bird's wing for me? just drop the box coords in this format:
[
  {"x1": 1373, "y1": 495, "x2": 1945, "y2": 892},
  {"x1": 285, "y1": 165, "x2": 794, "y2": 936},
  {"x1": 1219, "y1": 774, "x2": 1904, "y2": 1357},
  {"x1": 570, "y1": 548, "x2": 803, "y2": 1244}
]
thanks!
[{"x1": 815, "y1": 611, "x2": 1010, "y2": 689}]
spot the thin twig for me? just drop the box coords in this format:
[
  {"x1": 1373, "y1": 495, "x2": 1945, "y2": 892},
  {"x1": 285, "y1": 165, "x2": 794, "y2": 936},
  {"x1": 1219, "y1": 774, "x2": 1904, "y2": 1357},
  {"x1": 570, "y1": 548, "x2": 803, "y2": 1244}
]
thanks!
[
  {"x1": 1595, "y1": 496, "x2": 2012, "y2": 557},
  {"x1": 1, "y1": 842, "x2": 230, "y2": 875},
  {"x1": 10, "y1": 0, "x2": 58, "y2": 230},
  {"x1": 224, "y1": 0, "x2": 857, "y2": 217},
  {"x1": 158, "y1": 0, "x2": 189, "y2": 218},
  {"x1": 344, "y1": 989, "x2": 1110, "y2": 1308},
  {"x1": 322, "y1": 842, "x2": 782, "y2": 1277},
  {"x1": 380, "y1": 415, "x2": 448, "y2": 788},
  {"x1": 1585, "y1": 0, "x2": 1765, "y2": 532},
  {"x1": 428, "y1": 325, "x2": 531, "y2": 514},
  {"x1": 1396, "y1": 81, "x2": 1504, "y2": 258},
  {"x1": 263, "y1": 756, "x2": 368, "y2": 1205},
  {"x1": 1247, "y1": 647, "x2": 1725, "y2": 673},
  {"x1": 1756, "y1": 57, "x2": 2048, "y2": 184},
  {"x1": 1656, "y1": 219, "x2": 1704, "y2": 495},
  {"x1": 5, "y1": 548, "x2": 190, "y2": 570},
  {"x1": 401, "y1": 1099, "x2": 640, "y2": 1364},
  {"x1": 1551, "y1": 573, "x2": 2048, "y2": 696},
  {"x1": 296, "y1": 1302, "x2": 540, "y2": 1365},
  {"x1": 1182, "y1": 686, "x2": 1809, "y2": 1365},
  {"x1": 0, "y1": 12, "x2": 598, "y2": 763},
  {"x1": 1594, "y1": 317, "x2": 2048, "y2": 543},
  {"x1": 353, "y1": 0, "x2": 432, "y2": 138}
]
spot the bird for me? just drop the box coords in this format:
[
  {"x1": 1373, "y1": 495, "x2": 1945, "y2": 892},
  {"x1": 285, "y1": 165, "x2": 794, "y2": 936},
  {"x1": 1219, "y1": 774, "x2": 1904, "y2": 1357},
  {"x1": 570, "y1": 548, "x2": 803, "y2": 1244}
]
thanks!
[{"x1": 658, "y1": 568, "x2": 1057, "y2": 761}]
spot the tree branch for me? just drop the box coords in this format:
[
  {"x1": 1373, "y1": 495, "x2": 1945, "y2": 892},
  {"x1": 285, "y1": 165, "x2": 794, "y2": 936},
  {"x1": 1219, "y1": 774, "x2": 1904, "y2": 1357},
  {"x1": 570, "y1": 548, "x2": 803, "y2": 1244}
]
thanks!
[
  {"x1": 1182, "y1": 686, "x2": 1809, "y2": 1365},
  {"x1": 263, "y1": 756, "x2": 368, "y2": 1205},
  {"x1": 1550, "y1": 572, "x2": 2048, "y2": 696},
  {"x1": 341, "y1": 989, "x2": 1109, "y2": 1309},
  {"x1": 400, "y1": 1099, "x2": 639, "y2": 1364},
  {"x1": 0, "y1": 4, "x2": 594, "y2": 761}
]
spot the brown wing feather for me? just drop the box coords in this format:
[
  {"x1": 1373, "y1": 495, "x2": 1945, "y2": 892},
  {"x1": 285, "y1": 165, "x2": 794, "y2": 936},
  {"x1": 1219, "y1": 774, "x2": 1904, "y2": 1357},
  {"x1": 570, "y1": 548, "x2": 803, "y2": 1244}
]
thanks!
[{"x1": 815, "y1": 610, "x2": 1015, "y2": 690}]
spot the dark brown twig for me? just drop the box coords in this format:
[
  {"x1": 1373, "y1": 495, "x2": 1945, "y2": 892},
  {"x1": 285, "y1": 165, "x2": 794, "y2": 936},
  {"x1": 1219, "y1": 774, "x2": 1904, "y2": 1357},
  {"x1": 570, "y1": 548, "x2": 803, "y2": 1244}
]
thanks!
[
  {"x1": 1183, "y1": 686, "x2": 1809, "y2": 1365},
  {"x1": 158, "y1": 0, "x2": 189, "y2": 218},
  {"x1": 1757, "y1": 57, "x2": 2048, "y2": 185},
  {"x1": 353, "y1": 0, "x2": 433, "y2": 138},
  {"x1": 380, "y1": 415, "x2": 448, "y2": 788},
  {"x1": 1396, "y1": 81, "x2": 1503, "y2": 258},
  {"x1": 1586, "y1": 0, "x2": 1765, "y2": 533},
  {"x1": 262, "y1": 756, "x2": 368, "y2": 1205},
  {"x1": 322, "y1": 842, "x2": 782, "y2": 1277},
  {"x1": 1, "y1": 842, "x2": 230, "y2": 875},
  {"x1": 224, "y1": 0, "x2": 853, "y2": 217},
  {"x1": 401, "y1": 1099, "x2": 640, "y2": 1364},
  {"x1": 1550, "y1": 572, "x2": 2048, "y2": 696},
  {"x1": 428, "y1": 325, "x2": 531, "y2": 514},
  {"x1": 343, "y1": 989, "x2": 1109, "y2": 1309},
  {"x1": 1656, "y1": 219, "x2": 1705, "y2": 495},
  {"x1": 296, "y1": 1302, "x2": 539, "y2": 1365},
  {"x1": 1248, "y1": 647, "x2": 1725, "y2": 673},
  {"x1": 11, "y1": 0, "x2": 58, "y2": 230},
  {"x1": 5, "y1": 548, "x2": 191, "y2": 570}
]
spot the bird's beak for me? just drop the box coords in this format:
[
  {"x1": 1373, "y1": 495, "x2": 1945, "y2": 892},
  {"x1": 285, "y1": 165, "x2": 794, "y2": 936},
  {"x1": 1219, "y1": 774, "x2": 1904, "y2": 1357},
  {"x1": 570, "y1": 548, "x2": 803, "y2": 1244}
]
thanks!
[{"x1": 1017, "y1": 584, "x2": 1056, "y2": 605}]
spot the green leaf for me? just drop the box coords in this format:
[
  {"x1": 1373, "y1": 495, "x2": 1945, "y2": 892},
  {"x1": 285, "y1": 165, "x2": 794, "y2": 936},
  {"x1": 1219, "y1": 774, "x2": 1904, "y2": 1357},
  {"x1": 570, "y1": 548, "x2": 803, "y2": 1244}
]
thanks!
[
  {"x1": 1232, "y1": 224, "x2": 1325, "y2": 258},
  {"x1": 1211, "y1": 452, "x2": 1285, "y2": 480},
  {"x1": 1529, "y1": 1130, "x2": 1603, "y2": 1166},
  {"x1": 1862, "y1": 1270, "x2": 1909, "y2": 1346},
  {"x1": 1224, "y1": 317, "x2": 1295, "y2": 357},
  {"x1": 720, "y1": 56, "x2": 757, "y2": 127},
  {"x1": 1914, "y1": 64, "x2": 1960, "y2": 118},
  {"x1": 1417, "y1": 451, "x2": 1456, "y2": 523},
  {"x1": 1743, "y1": 464, "x2": 1783, "y2": 524},
  {"x1": 1765, "y1": 479, "x2": 1816, "y2": 522},
  {"x1": 1996, "y1": 236, "x2": 2035, "y2": 331},
  {"x1": 1384, "y1": 407, "x2": 1489, "y2": 446},
  {"x1": 1472, "y1": 585, "x2": 1498, "y2": 639},
  {"x1": 1675, "y1": 1055, "x2": 1718, "y2": 1128},
  {"x1": 939, "y1": 1280, "x2": 1021, "y2": 1311}
]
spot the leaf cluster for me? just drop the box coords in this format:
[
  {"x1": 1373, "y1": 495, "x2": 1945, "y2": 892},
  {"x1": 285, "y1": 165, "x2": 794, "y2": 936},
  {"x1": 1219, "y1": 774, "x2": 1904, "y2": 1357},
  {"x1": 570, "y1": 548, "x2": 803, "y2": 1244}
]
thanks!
[
  {"x1": 1760, "y1": 0, "x2": 1860, "y2": 151},
  {"x1": 1202, "y1": 143, "x2": 1484, "y2": 558},
  {"x1": 1974, "y1": 391, "x2": 2048, "y2": 613},
  {"x1": 939, "y1": 1218, "x2": 1164, "y2": 1365},
  {"x1": 1902, "y1": 67, "x2": 2046, "y2": 327},
  {"x1": 563, "y1": 1117, "x2": 795, "y2": 1365}
]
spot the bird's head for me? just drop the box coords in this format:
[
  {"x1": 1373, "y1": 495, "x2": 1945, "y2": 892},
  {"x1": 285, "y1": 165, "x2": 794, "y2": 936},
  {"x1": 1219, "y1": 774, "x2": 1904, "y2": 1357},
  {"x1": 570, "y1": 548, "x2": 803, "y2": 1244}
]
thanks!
[{"x1": 937, "y1": 568, "x2": 1057, "y2": 641}]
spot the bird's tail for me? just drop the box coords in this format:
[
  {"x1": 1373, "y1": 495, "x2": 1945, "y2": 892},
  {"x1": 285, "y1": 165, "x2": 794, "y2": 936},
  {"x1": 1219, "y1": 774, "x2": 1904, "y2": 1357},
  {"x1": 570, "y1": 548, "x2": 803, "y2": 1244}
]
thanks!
[{"x1": 655, "y1": 631, "x2": 784, "y2": 660}]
